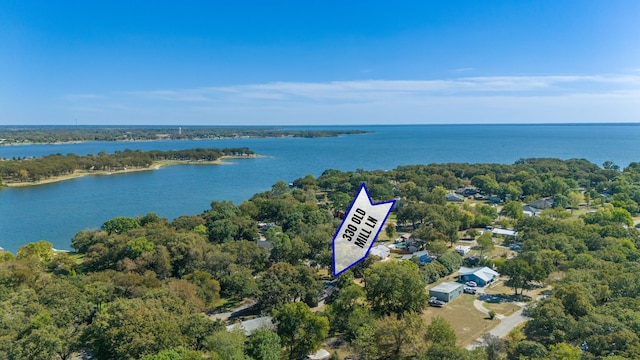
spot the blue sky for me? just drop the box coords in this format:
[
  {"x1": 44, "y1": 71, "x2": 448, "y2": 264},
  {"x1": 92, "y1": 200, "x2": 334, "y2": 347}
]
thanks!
[{"x1": 1, "y1": 1, "x2": 639, "y2": 125}]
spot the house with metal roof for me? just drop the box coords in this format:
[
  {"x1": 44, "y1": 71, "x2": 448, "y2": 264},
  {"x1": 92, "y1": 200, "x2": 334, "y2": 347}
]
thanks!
[
  {"x1": 446, "y1": 192, "x2": 465, "y2": 202},
  {"x1": 456, "y1": 186, "x2": 479, "y2": 197},
  {"x1": 226, "y1": 316, "x2": 273, "y2": 336},
  {"x1": 306, "y1": 349, "x2": 331, "y2": 360},
  {"x1": 528, "y1": 198, "x2": 554, "y2": 209},
  {"x1": 522, "y1": 205, "x2": 542, "y2": 217},
  {"x1": 491, "y1": 228, "x2": 518, "y2": 238},
  {"x1": 370, "y1": 244, "x2": 391, "y2": 259},
  {"x1": 458, "y1": 266, "x2": 500, "y2": 287},
  {"x1": 400, "y1": 250, "x2": 433, "y2": 265}
]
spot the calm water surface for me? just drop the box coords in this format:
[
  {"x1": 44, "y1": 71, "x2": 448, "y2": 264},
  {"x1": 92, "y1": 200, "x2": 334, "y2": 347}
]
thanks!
[{"x1": 2, "y1": 124, "x2": 639, "y2": 252}]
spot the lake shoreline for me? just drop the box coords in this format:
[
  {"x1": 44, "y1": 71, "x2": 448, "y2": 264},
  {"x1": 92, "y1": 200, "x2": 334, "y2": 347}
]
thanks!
[
  {"x1": 0, "y1": 130, "x2": 372, "y2": 147},
  {"x1": 4, "y1": 154, "x2": 265, "y2": 188}
]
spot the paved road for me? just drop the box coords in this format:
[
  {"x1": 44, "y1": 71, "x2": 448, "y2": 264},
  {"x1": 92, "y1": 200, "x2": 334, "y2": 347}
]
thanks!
[
  {"x1": 488, "y1": 309, "x2": 528, "y2": 337},
  {"x1": 466, "y1": 286, "x2": 531, "y2": 350},
  {"x1": 466, "y1": 309, "x2": 529, "y2": 350},
  {"x1": 208, "y1": 300, "x2": 258, "y2": 321}
]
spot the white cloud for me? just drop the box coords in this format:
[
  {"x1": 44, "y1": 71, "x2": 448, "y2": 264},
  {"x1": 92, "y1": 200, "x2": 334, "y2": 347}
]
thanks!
[
  {"x1": 64, "y1": 93, "x2": 104, "y2": 101},
  {"x1": 63, "y1": 74, "x2": 640, "y2": 124},
  {"x1": 122, "y1": 74, "x2": 640, "y2": 103}
]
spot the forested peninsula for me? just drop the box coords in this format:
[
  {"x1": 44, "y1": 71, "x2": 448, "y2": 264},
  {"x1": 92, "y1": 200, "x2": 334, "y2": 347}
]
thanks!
[
  {"x1": 0, "y1": 126, "x2": 369, "y2": 145},
  {"x1": 0, "y1": 147, "x2": 255, "y2": 186},
  {"x1": 2, "y1": 158, "x2": 640, "y2": 359}
]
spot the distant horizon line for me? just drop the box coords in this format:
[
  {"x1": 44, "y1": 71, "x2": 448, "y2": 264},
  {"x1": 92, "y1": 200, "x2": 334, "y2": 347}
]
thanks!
[{"x1": 2, "y1": 122, "x2": 640, "y2": 127}]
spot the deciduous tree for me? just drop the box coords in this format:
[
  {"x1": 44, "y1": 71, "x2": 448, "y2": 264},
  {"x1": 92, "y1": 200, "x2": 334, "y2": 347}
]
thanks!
[
  {"x1": 275, "y1": 302, "x2": 329, "y2": 360},
  {"x1": 364, "y1": 261, "x2": 427, "y2": 316},
  {"x1": 245, "y1": 329, "x2": 281, "y2": 360},
  {"x1": 476, "y1": 232, "x2": 494, "y2": 256}
]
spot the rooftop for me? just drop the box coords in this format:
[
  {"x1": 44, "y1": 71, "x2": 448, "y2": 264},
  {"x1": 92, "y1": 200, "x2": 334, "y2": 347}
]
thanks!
[
  {"x1": 226, "y1": 316, "x2": 273, "y2": 336},
  {"x1": 491, "y1": 228, "x2": 518, "y2": 236},
  {"x1": 458, "y1": 266, "x2": 500, "y2": 282},
  {"x1": 430, "y1": 281, "x2": 463, "y2": 293},
  {"x1": 401, "y1": 250, "x2": 430, "y2": 260}
]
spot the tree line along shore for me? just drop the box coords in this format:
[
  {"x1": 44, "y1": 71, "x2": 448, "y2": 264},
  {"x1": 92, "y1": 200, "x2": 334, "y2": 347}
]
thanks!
[
  {"x1": 0, "y1": 126, "x2": 370, "y2": 145},
  {"x1": 0, "y1": 147, "x2": 256, "y2": 186},
  {"x1": 1, "y1": 158, "x2": 640, "y2": 359}
]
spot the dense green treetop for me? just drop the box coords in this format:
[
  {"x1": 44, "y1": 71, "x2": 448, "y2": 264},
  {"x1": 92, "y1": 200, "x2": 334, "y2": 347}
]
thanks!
[
  {"x1": 0, "y1": 126, "x2": 370, "y2": 144},
  {"x1": 0, "y1": 147, "x2": 254, "y2": 184},
  {"x1": 2, "y1": 158, "x2": 640, "y2": 359}
]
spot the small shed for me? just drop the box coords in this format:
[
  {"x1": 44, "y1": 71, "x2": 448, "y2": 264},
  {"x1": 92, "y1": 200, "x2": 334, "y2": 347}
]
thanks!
[
  {"x1": 399, "y1": 233, "x2": 412, "y2": 242},
  {"x1": 429, "y1": 282, "x2": 464, "y2": 302},
  {"x1": 455, "y1": 245, "x2": 471, "y2": 255}
]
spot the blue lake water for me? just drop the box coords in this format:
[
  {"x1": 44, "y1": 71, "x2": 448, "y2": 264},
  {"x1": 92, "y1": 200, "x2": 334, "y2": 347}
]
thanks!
[{"x1": 1, "y1": 124, "x2": 639, "y2": 253}]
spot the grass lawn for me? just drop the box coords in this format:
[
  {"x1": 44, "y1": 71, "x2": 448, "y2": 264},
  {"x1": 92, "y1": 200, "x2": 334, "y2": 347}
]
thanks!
[
  {"x1": 322, "y1": 338, "x2": 354, "y2": 360},
  {"x1": 387, "y1": 213, "x2": 397, "y2": 223},
  {"x1": 484, "y1": 281, "x2": 517, "y2": 297},
  {"x1": 213, "y1": 297, "x2": 243, "y2": 312},
  {"x1": 68, "y1": 252, "x2": 84, "y2": 264},
  {"x1": 472, "y1": 246, "x2": 516, "y2": 259},
  {"x1": 484, "y1": 279, "x2": 551, "y2": 302},
  {"x1": 422, "y1": 294, "x2": 499, "y2": 347},
  {"x1": 377, "y1": 231, "x2": 392, "y2": 241},
  {"x1": 482, "y1": 301, "x2": 522, "y2": 317},
  {"x1": 317, "y1": 268, "x2": 332, "y2": 280}
]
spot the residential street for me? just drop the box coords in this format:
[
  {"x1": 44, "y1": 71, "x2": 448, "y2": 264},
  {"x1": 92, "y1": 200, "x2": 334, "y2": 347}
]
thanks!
[
  {"x1": 465, "y1": 309, "x2": 529, "y2": 350},
  {"x1": 208, "y1": 300, "x2": 258, "y2": 321},
  {"x1": 465, "y1": 285, "x2": 531, "y2": 350}
]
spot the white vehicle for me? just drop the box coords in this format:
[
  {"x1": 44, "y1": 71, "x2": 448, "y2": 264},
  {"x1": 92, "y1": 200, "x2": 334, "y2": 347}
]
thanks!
[
  {"x1": 429, "y1": 297, "x2": 445, "y2": 307},
  {"x1": 463, "y1": 287, "x2": 477, "y2": 295}
]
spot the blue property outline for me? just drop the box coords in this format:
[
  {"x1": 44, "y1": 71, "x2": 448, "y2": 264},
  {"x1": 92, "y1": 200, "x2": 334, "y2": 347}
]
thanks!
[{"x1": 332, "y1": 183, "x2": 396, "y2": 277}]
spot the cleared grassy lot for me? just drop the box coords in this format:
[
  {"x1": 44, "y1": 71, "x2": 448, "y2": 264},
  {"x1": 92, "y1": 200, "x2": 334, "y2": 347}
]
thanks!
[
  {"x1": 421, "y1": 293, "x2": 499, "y2": 347},
  {"x1": 484, "y1": 279, "x2": 551, "y2": 302},
  {"x1": 482, "y1": 301, "x2": 521, "y2": 317}
]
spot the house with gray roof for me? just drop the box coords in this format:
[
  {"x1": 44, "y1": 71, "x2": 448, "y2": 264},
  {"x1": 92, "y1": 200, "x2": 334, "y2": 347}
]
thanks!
[
  {"x1": 458, "y1": 266, "x2": 500, "y2": 287},
  {"x1": 491, "y1": 228, "x2": 518, "y2": 238},
  {"x1": 522, "y1": 205, "x2": 542, "y2": 217},
  {"x1": 370, "y1": 244, "x2": 390, "y2": 259},
  {"x1": 306, "y1": 349, "x2": 331, "y2": 360},
  {"x1": 226, "y1": 316, "x2": 273, "y2": 336},
  {"x1": 446, "y1": 192, "x2": 465, "y2": 202},
  {"x1": 529, "y1": 198, "x2": 554, "y2": 209},
  {"x1": 456, "y1": 186, "x2": 479, "y2": 197},
  {"x1": 400, "y1": 250, "x2": 433, "y2": 265}
]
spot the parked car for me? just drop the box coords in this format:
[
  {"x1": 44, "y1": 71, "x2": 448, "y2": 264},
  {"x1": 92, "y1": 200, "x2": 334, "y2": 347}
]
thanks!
[
  {"x1": 464, "y1": 287, "x2": 477, "y2": 295},
  {"x1": 429, "y1": 297, "x2": 445, "y2": 307},
  {"x1": 465, "y1": 281, "x2": 478, "y2": 287}
]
